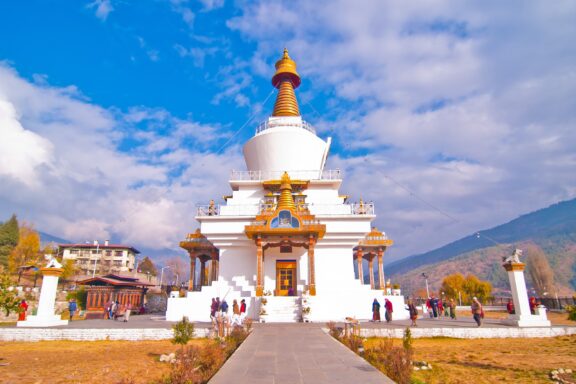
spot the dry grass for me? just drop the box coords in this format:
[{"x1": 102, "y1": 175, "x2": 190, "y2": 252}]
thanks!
[
  {"x1": 0, "y1": 339, "x2": 206, "y2": 384},
  {"x1": 365, "y1": 335, "x2": 576, "y2": 384},
  {"x1": 455, "y1": 310, "x2": 576, "y2": 326}
]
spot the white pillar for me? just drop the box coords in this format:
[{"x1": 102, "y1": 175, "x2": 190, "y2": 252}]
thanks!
[
  {"x1": 502, "y1": 262, "x2": 550, "y2": 327},
  {"x1": 18, "y1": 267, "x2": 69, "y2": 327}
]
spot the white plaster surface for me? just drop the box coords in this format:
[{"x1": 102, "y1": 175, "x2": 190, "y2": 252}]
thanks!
[{"x1": 17, "y1": 272, "x2": 68, "y2": 327}]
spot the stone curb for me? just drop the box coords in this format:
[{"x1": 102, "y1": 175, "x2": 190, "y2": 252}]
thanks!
[
  {"x1": 0, "y1": 327, "x2": 211, "y2": 342},
  {"x1": 320, "y1": 326, "x2": 576, "y2": 339}
]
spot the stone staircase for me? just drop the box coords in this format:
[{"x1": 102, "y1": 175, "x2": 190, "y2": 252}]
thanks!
[{"x1": 262, "y1": 296, "x2": 301, "y2": 322}]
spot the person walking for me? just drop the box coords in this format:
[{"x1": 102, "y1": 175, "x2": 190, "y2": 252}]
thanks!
[
  {"x1": 372, "y1": 298, "x2": 381, "y2": 322},
  {"x1": 449, "y1": 298, "x2": 457, "y2": 320},
  {"x1": 471, "y1": 297, "x2": 483, "y2": 327},
  {"x1": 507, "y1": 299, "x2": 515, "y2": 314},
  {"x1": 407, "y1": 299, "x2": 418, "y2": 326},
  {"x1": 384, "y1": 298, "x2": 393, "y2": 323},
  {"x1": 124, "y1": 302, "x2": 132, "y2": 322},
  {"x1": 210, "y1": 298, "x2": 218, "y2": 320},
  {"x1": 437, "y1": 299, "x2": 444, "y2": 317},
  {"x1": 68, "y1": 299, "x2": 77, "y2": 321},
  {"x1": 231, "y1": 299, "x2": 241, "y2": 327},
  {"x1": 18, "y1": 299, "x2": 28, "y2": 321},
  {"x1": 431, "y1": 296, "x2": 439, "y2": 318},
  {"x1": 240, "y1": 299, "x2": 247, "y2": 322}
]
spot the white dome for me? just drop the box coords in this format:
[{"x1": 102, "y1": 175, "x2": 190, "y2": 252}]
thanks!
[{"x1": 243, "y1": 116, "x2": 330, "y2": 174}]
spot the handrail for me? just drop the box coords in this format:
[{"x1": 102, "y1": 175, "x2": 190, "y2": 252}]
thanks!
[
  {"x1": 196, "y1": 202, "x2": 375, "y2": 217},
  {"x1": 229, "y1": 169, "x2": 342, "y2": 181},
  {"x1": 255, "y1": 119, "x2": 316, "y2": 135}
]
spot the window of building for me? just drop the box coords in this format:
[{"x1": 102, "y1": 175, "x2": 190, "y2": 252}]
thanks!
[
  {"x1": 70, "y1": 249, "x2": 78, "y2": 254},
  {"x1": 115, "y1": 250, "x2": 123, "y2": 257},
  {"x1": 105, "y1": 250, "x2": 112, "y2": 256}
]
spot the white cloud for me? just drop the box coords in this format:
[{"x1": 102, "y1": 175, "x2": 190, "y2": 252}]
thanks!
[
  {"x1": 0, "y1": 99, "x2": 53, "y2": 187},
  {"x1": 229, "y1": 0, "x2": 576, "y2": 259},
  {"x1": 87, "y1": 0, "x2": 114, "y2": 21},
  {"x1": 199, "y1": 0, "x2": 225, "y2": 11},
  {"x1": 0, "y1": 64, "x2": 240, "y2": 252}
]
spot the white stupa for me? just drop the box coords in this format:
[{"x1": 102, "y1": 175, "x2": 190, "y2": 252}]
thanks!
[{"x1": 167, "y1": 49, "x2": 407, "y2": 322}]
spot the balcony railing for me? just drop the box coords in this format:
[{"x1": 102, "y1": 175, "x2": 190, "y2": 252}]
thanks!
[
  {"x1": 230, "y1": 169, "x2": 342, "y2": 181},
  {"x1": 196, "y1": 202, "x2": 375, "y2": 217},
  {"x1": 255, "y1": 119, "x2": 316, "y2": 135}
]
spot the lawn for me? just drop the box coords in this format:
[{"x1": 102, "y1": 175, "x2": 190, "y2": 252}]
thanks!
[
  {"x1": 0, "y1": 339, "x2": 200, "y2": 384},
  {"x1": 364, "y1": 335, "x2": 576, "y2": 384}
]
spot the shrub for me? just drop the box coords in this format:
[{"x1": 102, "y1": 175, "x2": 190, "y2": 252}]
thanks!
[
  {"x1": 364, "y1": 338, "x2": 413, "y2": 384},
  {"x1": 566, "y1": 305, "x2": 576, "y2": 321},
  {"x1": 326, "y1": 321, "x2": 343, "y2": 340},
  {"x1": 172, "y1": 317, "x2": 195, "y2": 347}
]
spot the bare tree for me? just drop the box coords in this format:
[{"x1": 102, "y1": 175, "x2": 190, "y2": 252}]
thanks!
[
  {"x1": 525, "y1": 244, "x2": 555, "y2": 297},
  {"x1": 165, "y1": 256, "x2": 189, "y2": 286}
]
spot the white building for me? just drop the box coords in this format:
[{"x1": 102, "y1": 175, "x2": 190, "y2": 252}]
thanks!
[
  {"x1": 60, "y1": 240, "x2": 139, "y2": 276},
  {"x1": 167, "y1": 49, "x2": 408, "y2": 322}
]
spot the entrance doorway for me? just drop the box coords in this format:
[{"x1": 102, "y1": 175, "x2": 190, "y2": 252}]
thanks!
[{"x1": 276, "y1": 260, "x2": 296, "y2": 296}]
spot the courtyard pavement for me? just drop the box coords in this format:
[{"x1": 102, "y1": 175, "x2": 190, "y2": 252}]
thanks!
[
  {"x1": 208, "y1": 323, "x2": 394, "y2": 384},
  {"x1": 38, "y1": 313, "x2": 550, "y2": 330}
]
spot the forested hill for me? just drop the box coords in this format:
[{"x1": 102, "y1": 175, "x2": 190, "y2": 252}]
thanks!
[
  {"x1": 39, "y1": 231, "x2": 70, "y2": 245},
  {"x1": 386, "y1": 198, "x2": 576, "y2": 277}
]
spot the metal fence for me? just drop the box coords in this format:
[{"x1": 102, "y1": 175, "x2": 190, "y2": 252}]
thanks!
[{"x1": 411, "y1": 296, "x2": 576, "y2": 310}]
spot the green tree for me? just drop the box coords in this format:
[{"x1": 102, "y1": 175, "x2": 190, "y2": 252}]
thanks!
[
  {"x1": 172, "y1": 317, "x2": 195, "y2": 348},
  {"x1": 0, "y1": 272, "x2": 20, "y2": 316},
  {"x1": 440, "y1": 273, "x2": 466, "y2": 301},
  {"x1": 441, "y1": 273, "x2": 492, "y2": 304},
  {"x1": 0, "y1": 214, "x2": 19, "y2": 269},
  {"x1": 138, "y1": 256, "x2": 158, "y2": 276},
  {"x1": 9, "y1": 223, "x2": 41, "y2": 282}
]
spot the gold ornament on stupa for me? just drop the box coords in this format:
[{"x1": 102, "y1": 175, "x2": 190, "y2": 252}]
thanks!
[
  {"x1": 271, "y1": 48, "x2": 301, "y2": 117},
  {"x1": 277, "y1": 171, "x2": 296, "y2": 210}
]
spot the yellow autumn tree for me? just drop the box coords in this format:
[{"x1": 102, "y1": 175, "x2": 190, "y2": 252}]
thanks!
[
  {"x1": 441, "y1": 273, "x2": 492, "y2": 304},
  {"x1": 9, "y1": 223, "x2": 41, "y2": 280}
]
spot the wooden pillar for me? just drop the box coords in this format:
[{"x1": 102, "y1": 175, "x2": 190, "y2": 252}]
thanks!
[
  {"x1": 188, "y1": 252, "x2": 197, "y2": 291},
  {"x1": 211, "y1": 249, "x2": 218, "y2": 284},
  {"x1": 368, "y1": 253, "x2": 375, "y2": 289},
  {"x1": 377, "y1": 247, "x2": 385, "y2": 290},
  {"x1": 308, "y1": 235, "x2": 316, "y2": 296},
  {"x1": 200, "y1": 259, "x2": 207, "y2": 286},
  {"x1": 256, "y1": 236, "x2": 263, "y2": 296},
  {"x1": 356, "y1": 248, "x2": 364, "y2": 284}
]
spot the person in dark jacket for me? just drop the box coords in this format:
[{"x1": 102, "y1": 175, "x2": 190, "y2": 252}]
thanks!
[
  {"x1": 407, "y1": 299, "x2": 418, "y2": 326},
  {"x1": 384, "y1": 298, "x2": 393, "y2": 323},
  {"x1": 68, "y1": 299, "x2": 77, "y2": 321},
  {"x1": 372, "y1": 298, "x2": 381, "y2": 322}
]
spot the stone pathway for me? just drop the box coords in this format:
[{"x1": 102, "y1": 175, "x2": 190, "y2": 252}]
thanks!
[{"x1": 209, "y1": 323, "x2": 394, "y2": 384}]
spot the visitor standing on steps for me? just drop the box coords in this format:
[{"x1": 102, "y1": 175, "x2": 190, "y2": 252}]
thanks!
[
  {"x1": 471, "y1": 297, "x2": 483, "y2": 327},
  {"x1": 384, "y1": 298, "x2": 393, "y2": 323},
  {"x1": 240, "y1": 299, "x2": 247, "y2": 322},
  {"x1": 372, "y1": 298, "x2": 381, "y2": 322}
]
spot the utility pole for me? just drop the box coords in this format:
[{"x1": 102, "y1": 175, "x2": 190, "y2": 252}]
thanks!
[{"x1": 421, "y1": 272, "x2": 430, "y2": 298}]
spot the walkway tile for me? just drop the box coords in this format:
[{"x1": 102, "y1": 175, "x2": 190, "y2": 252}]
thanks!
[{"x1": 209, "y1": 324, "x2": 394, "y2": 384}]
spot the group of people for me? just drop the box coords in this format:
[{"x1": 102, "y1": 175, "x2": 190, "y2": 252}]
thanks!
[
  {"x1": 210, "y1": 297, "x2": 247, "y2": 329},
  {"x1": 104, "y1": 300, "x2": 133, "y2": 322},
  {"x1": 371, "y1": 298, "x2": 393, "y2": 323},
  {"x1": 372, "y1": 296, "x2": 486, "y2": 327}
]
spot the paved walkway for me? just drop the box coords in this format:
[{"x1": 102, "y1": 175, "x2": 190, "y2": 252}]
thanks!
[{"x1": 209, "y1": 323, "x2": 394, "y2": 384}]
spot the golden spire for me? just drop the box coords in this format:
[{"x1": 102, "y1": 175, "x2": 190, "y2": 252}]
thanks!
[
  {"x1": 277, "y1": 171, "x2": 296, "y2": 210},
  {"x1": 272, "y1": 48, "x2": 301, "y2": 117}
]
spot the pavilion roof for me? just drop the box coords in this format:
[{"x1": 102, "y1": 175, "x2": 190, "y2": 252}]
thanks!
[
  {"x1": 77, "y1": 274, "x2": 154, "y2": 287},
  {"x1": 354, "y1": 228, "x2": 394, "y2": 249}
]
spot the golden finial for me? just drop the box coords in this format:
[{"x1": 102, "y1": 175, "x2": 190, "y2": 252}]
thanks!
[
  {"x1": 277, "y1": 171, "x2": 296, "y2": 210},
  {"x1": 271, "y1": 49, "x2": 301, "y2": 116}
]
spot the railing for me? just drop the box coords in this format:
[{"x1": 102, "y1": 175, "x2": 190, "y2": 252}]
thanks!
[
  {"x1": 196, "y1": 202, "x2": 375, "y2": 217},
  {"x1": 229, "y1": 169, "x2": 342, "y2": 181},
  {"x1": 255, "y1": 119, "x2": 316, "y2": 135}
]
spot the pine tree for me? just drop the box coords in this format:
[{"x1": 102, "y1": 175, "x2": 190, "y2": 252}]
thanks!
[{"x1": 0, "y1": 214, "x2": 19, "y2": 269}]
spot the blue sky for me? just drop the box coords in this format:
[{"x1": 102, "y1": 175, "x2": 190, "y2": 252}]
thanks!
[{"x1": 0, "y1": 1, "x2": 575, "y2": 264}]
